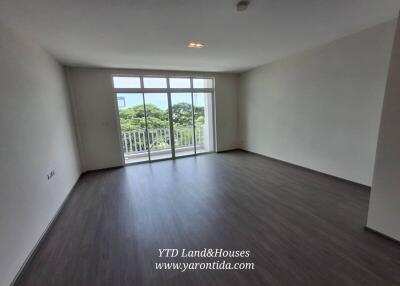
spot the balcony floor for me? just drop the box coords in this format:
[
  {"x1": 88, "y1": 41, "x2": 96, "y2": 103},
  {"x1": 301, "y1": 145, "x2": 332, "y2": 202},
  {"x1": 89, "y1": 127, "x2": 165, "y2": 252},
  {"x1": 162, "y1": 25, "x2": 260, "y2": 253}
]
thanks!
[{"x1": 124, "y1": 147, "x2": 209, "y2": 164}]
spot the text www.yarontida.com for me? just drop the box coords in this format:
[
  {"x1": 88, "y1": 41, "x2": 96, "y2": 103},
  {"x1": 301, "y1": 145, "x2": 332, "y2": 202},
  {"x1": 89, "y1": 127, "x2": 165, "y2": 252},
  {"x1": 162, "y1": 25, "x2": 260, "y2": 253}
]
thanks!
[
  {"x1": 155, "y1": 261, "x2": 255, "y2": 272},
  {"x1": 155, "y1": 248, "x2": 255, "y2": 272}
]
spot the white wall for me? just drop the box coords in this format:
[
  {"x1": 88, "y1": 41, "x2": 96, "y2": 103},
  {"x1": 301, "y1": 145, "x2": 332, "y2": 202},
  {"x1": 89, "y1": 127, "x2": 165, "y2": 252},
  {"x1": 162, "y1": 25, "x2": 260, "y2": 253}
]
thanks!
[
  {"x1": 66, "y1": 67, "x2": 239, "y2": 172},
  {"x1": 367, "y1": 17, "x2": 400, "y2": 241},
  {"x1": 0, "y1": 23, "x2": 81, "y2": 286},
  {"x1": 239, "y1": 20, "x2": 396, "y2": 185}
]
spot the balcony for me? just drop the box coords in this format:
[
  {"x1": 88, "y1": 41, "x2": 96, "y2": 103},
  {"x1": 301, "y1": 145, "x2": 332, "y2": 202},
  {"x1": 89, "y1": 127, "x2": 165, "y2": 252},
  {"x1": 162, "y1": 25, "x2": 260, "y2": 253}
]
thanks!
[{"x1": 121, "y1": 125, "x2": 207, "y2": 163}]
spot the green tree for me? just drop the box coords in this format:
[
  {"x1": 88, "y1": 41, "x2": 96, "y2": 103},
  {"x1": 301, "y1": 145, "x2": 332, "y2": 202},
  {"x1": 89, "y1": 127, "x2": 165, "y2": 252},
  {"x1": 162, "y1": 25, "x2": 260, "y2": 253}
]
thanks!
[
  {"x1": 119, "y1": 104, "x2": 169, "y2": 131},
  {"x1": 118, "y1": 103, "x2": 205, "y2": 131},
  {"x1": 172, "y1": 102, "x2": 192, "y2": 126}
]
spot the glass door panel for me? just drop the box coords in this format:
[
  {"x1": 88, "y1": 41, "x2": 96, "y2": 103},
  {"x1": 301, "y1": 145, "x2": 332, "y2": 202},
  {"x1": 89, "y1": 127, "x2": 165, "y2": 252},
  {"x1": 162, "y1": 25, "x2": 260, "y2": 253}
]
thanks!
[
  {"x1": 116, "y1": 93, "x2": 149, "y2": 164},
  {"x1": 193, "y1": 93, "x2": 214, "y2": 153},
  {"x1": 171, "y1": 93, "x2": 195, "y2": 157},
  {"x1": 143, "y1": 93, "x2": 172, "y2": 160}
]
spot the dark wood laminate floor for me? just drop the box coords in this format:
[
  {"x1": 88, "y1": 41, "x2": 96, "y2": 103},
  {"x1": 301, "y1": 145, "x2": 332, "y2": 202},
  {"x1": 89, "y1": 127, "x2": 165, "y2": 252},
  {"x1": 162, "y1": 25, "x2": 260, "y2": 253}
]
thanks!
[{"x1": 15, "y1": 151, "x2": 400, "y2": 286}]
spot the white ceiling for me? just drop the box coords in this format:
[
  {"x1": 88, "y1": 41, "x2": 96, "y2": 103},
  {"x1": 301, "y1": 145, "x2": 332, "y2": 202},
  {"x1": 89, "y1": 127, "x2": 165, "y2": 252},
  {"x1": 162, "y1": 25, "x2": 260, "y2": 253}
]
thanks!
[{"x1": 1, "y1": 0, "x2": 400, "y2": 72}]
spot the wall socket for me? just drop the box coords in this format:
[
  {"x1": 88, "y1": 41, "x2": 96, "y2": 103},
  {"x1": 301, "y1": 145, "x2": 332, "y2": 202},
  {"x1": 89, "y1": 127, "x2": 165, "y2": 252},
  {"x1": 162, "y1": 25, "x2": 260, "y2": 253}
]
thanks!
[{"x1": 47, "y1": 170, "x2": 56, "y2": 180}]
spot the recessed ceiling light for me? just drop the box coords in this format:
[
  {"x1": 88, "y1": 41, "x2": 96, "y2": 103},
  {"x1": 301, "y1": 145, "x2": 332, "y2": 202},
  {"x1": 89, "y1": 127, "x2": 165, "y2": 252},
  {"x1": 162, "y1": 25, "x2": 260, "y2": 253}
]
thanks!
[{"x1": 188, "y1": 42, "x2": 205, "y2": 48}]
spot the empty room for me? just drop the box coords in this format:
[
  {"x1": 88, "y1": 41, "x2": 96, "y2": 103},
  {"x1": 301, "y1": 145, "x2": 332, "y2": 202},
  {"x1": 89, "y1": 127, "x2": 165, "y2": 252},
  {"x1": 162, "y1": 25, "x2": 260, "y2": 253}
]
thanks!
[{"x1": 1, "y1": 0, "x2": 400, "y2": 285}]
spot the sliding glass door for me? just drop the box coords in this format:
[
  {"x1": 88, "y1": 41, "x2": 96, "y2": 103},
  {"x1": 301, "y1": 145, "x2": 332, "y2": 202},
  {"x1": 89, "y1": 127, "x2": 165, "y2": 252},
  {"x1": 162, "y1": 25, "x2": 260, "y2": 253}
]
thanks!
[
  {"x1": 113, "y1": 76, "x2": 214, "y2": 164},
  {"x1": 171, "y1": 93, "x2": 195, "y2": 157},
  {"x1": 193, "y1": 92, "x2": 213, "y2": 154},
  {"x1": 116, "y1": 93, "x2": 149, "y2": 163},
  {"x1": 143, "y1": 93, "x2": 173, "y2": 160}
]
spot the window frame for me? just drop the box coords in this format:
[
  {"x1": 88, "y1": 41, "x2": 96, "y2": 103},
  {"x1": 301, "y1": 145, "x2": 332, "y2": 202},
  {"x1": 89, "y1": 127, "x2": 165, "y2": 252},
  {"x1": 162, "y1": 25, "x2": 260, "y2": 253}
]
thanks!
[
  {"x1": 112, "y1": 74, "x2": 214, "y2": 93},
  {"x1": 111, "y1": 74, "x2": 216, "y2": 165}
]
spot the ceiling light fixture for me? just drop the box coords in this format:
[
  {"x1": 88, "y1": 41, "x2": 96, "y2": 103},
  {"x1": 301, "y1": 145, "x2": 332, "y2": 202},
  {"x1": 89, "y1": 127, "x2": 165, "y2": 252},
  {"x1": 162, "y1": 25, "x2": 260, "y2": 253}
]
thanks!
[
  {"x1": 188, "y1": 42, "x2": 205, "y2": 48},
  {"x1": 236, "y1": 0, "x2": 250, "y2": 12}
]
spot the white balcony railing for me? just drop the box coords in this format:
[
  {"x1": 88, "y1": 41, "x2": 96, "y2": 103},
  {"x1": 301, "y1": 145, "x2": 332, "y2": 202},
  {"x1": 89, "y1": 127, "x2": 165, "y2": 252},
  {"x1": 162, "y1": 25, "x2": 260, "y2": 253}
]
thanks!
[{"x1": 121, "y1": 125, "x2": 204, "y2": 154}]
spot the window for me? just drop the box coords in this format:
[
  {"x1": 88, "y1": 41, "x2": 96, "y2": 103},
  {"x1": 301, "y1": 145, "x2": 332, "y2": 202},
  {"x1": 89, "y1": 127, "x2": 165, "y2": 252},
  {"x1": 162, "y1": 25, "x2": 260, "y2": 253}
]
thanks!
[
  {"x1": 169, "y1": 78, "x2": 191, "y2": 89},
  {"x1": 112, "y1": 76, "x2": 214, "y2": 90},
  {"x1": 112, "y1": 76, "x2": 141, "y2": 88},
  {"x1": 143, "y1": 77, "x2": 167, "y2": 88},
  {"x1": 193, "y1": 78, "x2": 213, "y2": 89},
  {"x1": 113, "y1": 75, "x2": 215, "y2": 164}
]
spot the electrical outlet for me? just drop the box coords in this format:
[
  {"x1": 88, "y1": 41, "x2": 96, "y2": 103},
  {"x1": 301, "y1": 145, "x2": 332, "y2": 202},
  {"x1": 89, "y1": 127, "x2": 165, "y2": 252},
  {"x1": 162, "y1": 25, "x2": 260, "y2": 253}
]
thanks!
[{"x1": 47, "y1": 170, "x2": 56, "y2": 180}]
